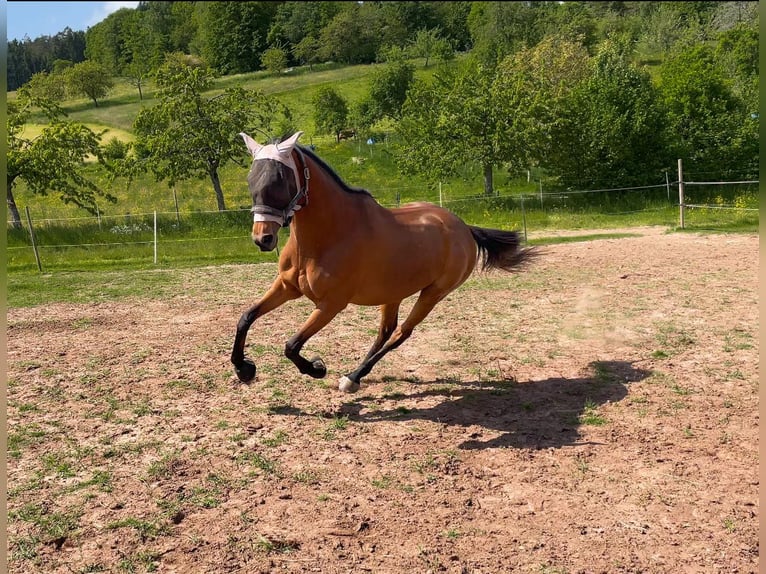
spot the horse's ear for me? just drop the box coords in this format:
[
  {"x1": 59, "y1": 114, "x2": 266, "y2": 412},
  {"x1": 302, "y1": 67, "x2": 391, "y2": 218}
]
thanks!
[
  {"x1": 239, "y1": 132, "x2": 263, "y2": 157},
  {"x1": 276, "y1": 131, "x2": 304, "y2": 153}
]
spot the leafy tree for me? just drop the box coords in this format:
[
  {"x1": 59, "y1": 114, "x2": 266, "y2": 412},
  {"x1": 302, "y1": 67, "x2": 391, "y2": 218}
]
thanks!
[
  {"x1": 318, "y1": 3, "x2": 382, "y2": 64},
  {"x1": 367, "y1": 57, "x2": 415, "y2": 121},
  {"x1": 467, "y1": 2, "x2": 542, "y2": 67},
  {"x1": 410, "y1": 28, "x2": 453, "y2": 67},
  {"x1": 133, "y1": 54, "x2": 281, "y2": 211},
  {"x1": 63, "y1": 60, "x2": 114, "y2": 107},
  {"x1": 292, "y1": 36, "x2": 322, "y2": 70},
  {"x1": 84, "y1": 8, "x2": 135, "y2": 74},
  {"x1": 7, "y1": 89, "x2": 115, "y2": 229},
  {"x1": 23, "y1": 71, "x2": 66, "y2": 102},
  {"x1": 268, "y1": 1, "x2": 343, "y2": 49},
  {"x1": 426, "y1": 1, "x2": 472, "y2": 52},
  {"x1": 261, "y1": 46, "x2": 288, "y2": 74},
  {"x1": 195, "y1": 2, "x2": 279, "y2": 74},
  {"x1": 312, "y1": 86, "x2": 349, "y2": 142},
  {"x1": 122, "y1": 11, "x2": 155, "y2": 100},
  {"x1": 544, "y1": 40, "x2": 670, "y2": 188},
  {"x1": 658, "y1": 39, "x2": 754, "y2": 177},
  {"x1": 395, "y1": 58, "x2": 510, "y2": 196},
  {"x1": 493, "y1": 35, "x2": 591, "y2": 175}
]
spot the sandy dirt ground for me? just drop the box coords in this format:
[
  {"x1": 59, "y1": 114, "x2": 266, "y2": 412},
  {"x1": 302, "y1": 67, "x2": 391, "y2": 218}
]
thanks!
[{"x1": 7, "y1": 228, "x2": 759, "y2": 573}]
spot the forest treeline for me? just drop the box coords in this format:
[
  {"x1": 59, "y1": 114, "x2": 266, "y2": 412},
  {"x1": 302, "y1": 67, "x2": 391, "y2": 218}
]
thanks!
[{"x1": 8, "y1": 2, "x2": 757, "y2": 89}]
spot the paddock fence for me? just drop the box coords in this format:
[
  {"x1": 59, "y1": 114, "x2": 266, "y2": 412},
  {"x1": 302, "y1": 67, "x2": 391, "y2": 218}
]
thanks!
[{"x1": 6, "y1": 163, "x2": 759, "y2": 273}]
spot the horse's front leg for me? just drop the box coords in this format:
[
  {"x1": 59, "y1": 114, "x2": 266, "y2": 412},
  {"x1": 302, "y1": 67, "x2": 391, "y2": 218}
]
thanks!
[
  {"x1": 284, "y1": 302, "x2": 347, "y2": 379},
  {"x1": 231, "y1": 278, "x2": 300, "y2": 383}
]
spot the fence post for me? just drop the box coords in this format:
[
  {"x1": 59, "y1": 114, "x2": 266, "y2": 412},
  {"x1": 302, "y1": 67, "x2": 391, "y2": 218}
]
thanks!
[
  {"x1": 153, "y1": 210, "x2": 158, "y2": 264},
  {"x1": 439, "y1": 182, "x2": 443, "y2": 207},
  {"x1": 677, "y1": 158, "x2": 685, "y2": 229},
  {"x1": 25, "y1": 206, "x2": 43, "y2": 272},
  {"x1": 665, "y1": 171, "x2": 671, "y2": 202},
  {"x1": 520, "y1": 194, "x2": 528, "y2": 244},
  {"x1": 173, "y1": 187, "x2": 181, "y2": 226},
  {"x1": 539, "y1": 180, "x2": 544, "y2": 209}
]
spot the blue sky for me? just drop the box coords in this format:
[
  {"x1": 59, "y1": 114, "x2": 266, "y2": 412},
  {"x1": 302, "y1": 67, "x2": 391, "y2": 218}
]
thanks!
[{"x1": 7, "y1": 1, "x2": 140, "y2": 42}]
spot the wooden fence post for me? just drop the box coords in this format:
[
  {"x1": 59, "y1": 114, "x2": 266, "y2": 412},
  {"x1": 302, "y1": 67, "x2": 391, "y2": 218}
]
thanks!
[
  {"x1": 677, "y1": 158, "x2": 685, "y2": 229},
  {"x1": 153, "y1": 211, "x2": 158, "y2": 264},
  {"x1": 520, "y1": 194, "x2": 528, "y2": 244},
  {"x1": 25, "y1": 206, "x2": 42, "y2": 272}
]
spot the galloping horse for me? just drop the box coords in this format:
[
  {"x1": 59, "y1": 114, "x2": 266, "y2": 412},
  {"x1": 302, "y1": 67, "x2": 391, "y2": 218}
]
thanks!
[{"x1": 231, "y1": 131, "x2": 536, "y2": 393}]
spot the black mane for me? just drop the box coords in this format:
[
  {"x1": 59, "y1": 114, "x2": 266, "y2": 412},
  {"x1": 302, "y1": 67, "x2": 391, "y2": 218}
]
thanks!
[
  {"x1": 267, "y1": 134, "x2": 373, "y2": 198},
  {"x1": 297, "y1": 144, "x2": 373, "y2": 198}
]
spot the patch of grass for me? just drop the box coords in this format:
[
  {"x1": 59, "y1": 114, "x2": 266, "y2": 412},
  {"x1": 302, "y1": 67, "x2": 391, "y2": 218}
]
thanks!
[
  {"x1": 107, "y1": 516, "x2": 170, "y2": 541},
  {"x1": 443, "y1": 528, "x2": 461, "y2": 540},
  {"x1": 529, "y1": 232, "x2": 642, "y2": 246},
  {"x1": 371, "y1": 475, "x2": 394, "y2": 489},
  {"x1": 8, "y1": 423, "x2": 48, "y2": 459},
  {"x1": 146, "y1": 452, "x2": 185, "y2": 480},
  {"x1": 10, "y1": 503, "x2": 82, "y2": 545},
  {"x1": 292, "y1": 468, "x2": 321, "y2": 485},
  {"x1": 262, "y1": 430, "x2": 289, "y2": 447},
  {"x1": 579, "y1": 399, "x2": 607, "y2": 426},
  {"x1": 321, "y1": 415, "x2": 350, "y2": 440},
  {"x1": 242, "y1": 452, "x2": 280, "y2": 476}
]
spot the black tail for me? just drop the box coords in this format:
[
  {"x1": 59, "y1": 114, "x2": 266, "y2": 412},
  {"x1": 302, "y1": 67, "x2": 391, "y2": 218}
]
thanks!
[{"x1": 468, "y1": 226, "x2": 538, "y2": 273}]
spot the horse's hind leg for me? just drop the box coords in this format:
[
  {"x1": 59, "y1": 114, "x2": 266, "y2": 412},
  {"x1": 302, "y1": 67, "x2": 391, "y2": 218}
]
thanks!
[
  {"x1": 285, "y1": 301, "x2": 347, "y2": 378},
  {"x1": 362, "y1": 302, "x2": 401, "y2": 362},
  {"x1": 339, "y1": 288, "x2": 444, "y2": 393}
]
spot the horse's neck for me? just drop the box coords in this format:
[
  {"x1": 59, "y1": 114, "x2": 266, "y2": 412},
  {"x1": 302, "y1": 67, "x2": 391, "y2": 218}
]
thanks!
[{"x1": 292, "y1": 156, "x2": 359, "y2": 249}]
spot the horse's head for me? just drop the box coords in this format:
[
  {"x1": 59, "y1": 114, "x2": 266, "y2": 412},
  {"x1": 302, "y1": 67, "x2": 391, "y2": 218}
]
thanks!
[{"x1": 240, "y1": 131, "x2": 305, "y2": 252}]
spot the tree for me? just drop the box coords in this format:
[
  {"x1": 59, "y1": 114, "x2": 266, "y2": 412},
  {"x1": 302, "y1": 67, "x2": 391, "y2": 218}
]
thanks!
[
  {"x1": 195, "y1": 2, "x2": 279, "y2": 74},
  {"x1": 318, "y1": 4, "x2": 381, "y2": 65},
  {"x1": 7, "y1": 89, "x2": 115, "y2": 229},
  {"x1": 312, "y1": 86, "x2": 349, "y2": 142},
  {"x1": 261, "y1": 46, "x2": 288, "y2": 74},
  {"x1": 410, "y1": 28, "x2": 453, "y2": 67},
  {"x1": 84, "y1": 8, "x2": 135, "y2": 74},
  {"x1": 543, "y1": 40, "x2": 670, "y2": 188},
  {"x1": 658, "y1": 39, "x2": 753, "y2": 177},
  {"x1": 64, "y1": 60, "x2": 114, "y2": 107},
  {"x1": 395, "y1": 58, "x2": 511, "y2": 196},
  {"x1": 467, "y1": 2, "x2": 542, "y2": 67},
  {"x1": 133, "y1": 54, "x2": 281, "y2": 211},
  {"x1": 292, "y1": 36, "x2": 321, "y2": 70},
  {"x1": 22, "y1": 71, "x2": 66, "y2": 102},
  {"x1": 367, "y1": 57, "x2": 415, "y2": 121}
]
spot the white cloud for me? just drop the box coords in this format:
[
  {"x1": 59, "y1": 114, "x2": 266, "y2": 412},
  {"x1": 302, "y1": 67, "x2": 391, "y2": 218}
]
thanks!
[{"x1": 86, "y1": 2, "x2": 140, "y2": 28}]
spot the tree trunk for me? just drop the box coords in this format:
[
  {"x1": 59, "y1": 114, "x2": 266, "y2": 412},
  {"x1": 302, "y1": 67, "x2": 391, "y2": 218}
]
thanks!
[
  {"x1": 210, "y1": 168, "x2": 227, "y2": 211},
  {"x1": 482, "y1": 162, "x2": 494, "y2": 196},
  {"x1": 7, "y1": 183, "x2": 22, "y2": 230},
  {"x1": 138, "y1": 81, "x2": 143, "y2": 101}
]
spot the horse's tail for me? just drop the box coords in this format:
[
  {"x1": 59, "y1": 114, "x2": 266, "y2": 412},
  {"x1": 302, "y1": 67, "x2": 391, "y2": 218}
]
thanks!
[{"x1": 468, "y1": 225, "x2": 538, "y2": 273}]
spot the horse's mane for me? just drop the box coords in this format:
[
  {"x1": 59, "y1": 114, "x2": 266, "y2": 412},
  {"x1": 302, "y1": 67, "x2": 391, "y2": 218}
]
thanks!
[{"x1": 297, "y1": 144, "x2": 373, "y2": 198}]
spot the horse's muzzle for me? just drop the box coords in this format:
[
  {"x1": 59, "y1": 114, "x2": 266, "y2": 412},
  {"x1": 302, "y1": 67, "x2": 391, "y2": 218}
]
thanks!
[
  {"x1": 252, "y1": 222, "x2": 279, "y2": 251},
  {"x1": 253, "y1": 233, "x2": 277, "y2": 251}
]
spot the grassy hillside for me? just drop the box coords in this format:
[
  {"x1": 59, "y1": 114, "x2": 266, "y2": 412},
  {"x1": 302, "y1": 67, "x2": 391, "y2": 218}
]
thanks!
[{"x1": 8, "y1": 56, "x2": 756, "y2": 240}]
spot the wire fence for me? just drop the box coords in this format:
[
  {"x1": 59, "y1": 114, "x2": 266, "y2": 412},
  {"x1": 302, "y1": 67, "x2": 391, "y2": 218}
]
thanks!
[{"x1": 7, "y1": 173, "x2": 759, "y2": 273}]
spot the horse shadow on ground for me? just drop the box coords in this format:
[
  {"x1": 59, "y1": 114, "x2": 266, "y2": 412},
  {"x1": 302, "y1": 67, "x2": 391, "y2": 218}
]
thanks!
[{"x1": 335, "y1": 360, "x2": 652, "y2": 450}]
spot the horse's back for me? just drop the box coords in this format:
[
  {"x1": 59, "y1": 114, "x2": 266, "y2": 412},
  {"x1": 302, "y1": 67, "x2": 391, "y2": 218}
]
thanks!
[{"x1": 342, "y1": 201, "x2": 478, "y2": 305}]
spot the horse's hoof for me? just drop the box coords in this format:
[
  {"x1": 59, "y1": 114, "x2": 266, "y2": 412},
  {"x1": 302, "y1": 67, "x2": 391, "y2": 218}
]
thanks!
[
  {"x1": 235, "y1": 359, "x2": 256, "y2": 383},
  {"x1": 338, "y1": 376, "x2": 360, "y2": 393},
  {"x1": 309, "y1": 357, "x2": 327, "y2": 379}
]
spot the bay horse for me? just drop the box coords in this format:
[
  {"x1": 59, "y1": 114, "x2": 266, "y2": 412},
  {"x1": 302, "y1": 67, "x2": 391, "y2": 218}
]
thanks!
[{"x1": 231, "y1": 131, "x2": 536, "y2": 393}]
